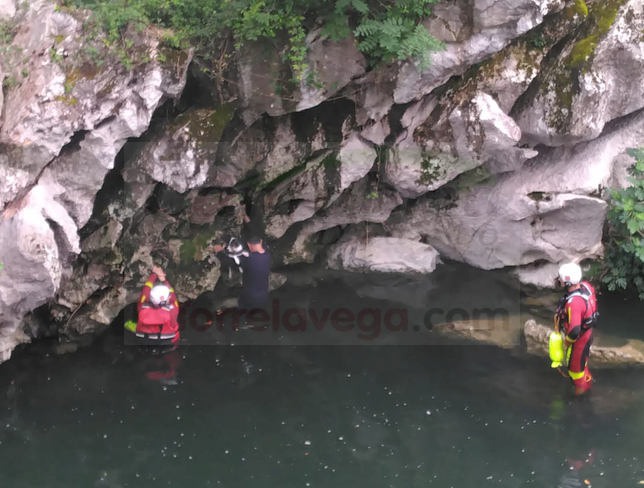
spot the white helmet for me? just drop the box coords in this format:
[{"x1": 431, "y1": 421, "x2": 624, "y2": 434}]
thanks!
[
  {"x1": 150, "y1": 284, "x2": 170, "y2": 306},
  {"x1": 558, "y1": 262, "x2": 582, "y2": 286}
]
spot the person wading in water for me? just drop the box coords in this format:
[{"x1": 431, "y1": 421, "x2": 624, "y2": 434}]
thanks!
[
  {"x1": 214, "y1": 236, "x2": 271, "y2": 314},
  {"x1": 554, "y1": 263, "x2": 599, "y2": 395}
]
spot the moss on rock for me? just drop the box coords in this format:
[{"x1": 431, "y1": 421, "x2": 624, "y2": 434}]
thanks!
[
  {"x1": 172, "y1": 103, "x2": 235, "y2": 143},
  {"x1": 575, "y1": 0, "x2": 589, "y2": 17},
  {"x1": 568, "y1": 0, "x2": 625, "y2": 71},
  {"x1": 540, "y1": 0, "x2": 628, "y2": 132},
  {"x1": 418, "y1": 150, "x2": 447, "y2": 186},
  {"x1": 179, "y1": 229, "x2": 219, "y2": 264}
]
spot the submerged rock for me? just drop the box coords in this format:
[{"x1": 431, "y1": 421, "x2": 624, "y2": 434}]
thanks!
[
  {"x1": 524, "y1": 320, "x2": 644, "y2": 367},
  {"x1": 432, "y1": 315, "x2": 526, "y2": 348}
]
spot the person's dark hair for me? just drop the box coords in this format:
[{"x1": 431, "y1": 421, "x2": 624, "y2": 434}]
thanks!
[{"x1": 247, "y1": 236, "x2": 262, "y2": 245}]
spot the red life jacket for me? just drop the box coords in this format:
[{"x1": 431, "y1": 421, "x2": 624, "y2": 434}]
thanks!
[
  {"x1": 136, "y1": 305, "x2": 178, "y2": 340},
  {"x1": 562, "y1": 280, "x2": 599, "y2": 330}
]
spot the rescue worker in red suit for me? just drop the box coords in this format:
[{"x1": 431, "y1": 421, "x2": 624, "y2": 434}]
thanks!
[
  {"x1": 136, "y1": 265, "x2": 180, "y2": 345},
  {"x1": 555, "y1": 263, "x2": 599, "y2": 395}
]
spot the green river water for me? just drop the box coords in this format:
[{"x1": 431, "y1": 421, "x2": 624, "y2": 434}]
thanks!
[{"x1": 1, "y1": 268, "x2": 643, "y2": 488}]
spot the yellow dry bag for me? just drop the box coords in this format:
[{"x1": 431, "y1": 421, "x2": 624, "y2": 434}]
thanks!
[
  {"x1": 124, "y1": 320, "x2": 137, "y2": 333},
  {"x1": 548, "y1": 331, "x2": 565, "y2": 368}
]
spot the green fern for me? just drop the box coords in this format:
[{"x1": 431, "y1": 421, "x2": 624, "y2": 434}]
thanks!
[
  {"x1": 65, "y1": 0, "x2": 444, "y2": 80},
  {"x1": 351, "y1": 0, "x2": 369, "y2": 14},
  {"x1": 351, "y1": 0, "x2": 443, "y2": 69}
]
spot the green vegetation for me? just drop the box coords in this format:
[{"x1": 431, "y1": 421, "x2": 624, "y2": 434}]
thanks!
[
  {"x1": 350, "y1": 0, "x2": 444, "y2": 69},
  {"x1": 574, "y1": 0, "x2": 588, "y2": 17},
  {"x1": 180, "y1": 230, "x2": 218, "y2": 263},
  {"x1": 2, "y1": 74, "x2": 19, "y2": 89},
  {"x1": 1, "y1": 19, "x2": 23, "y2": 89},
  {"x1": 0, "y1": 19, "x2": 17, "y2": 58},
  {"x1": 61, "y1": 0, "x2": 444, "y2": 80},
  {"x1": 602, "y1": 147, "x2": 644, "y2": 300},
  {"x1": 544, "y1": 0, "x2": 625, "y2": 131},
  {"x1": 173, "y1": 104, "x2": 235, "y2": 142},
  {"x1": 418, "y1": 151, "x2": 446, "y2": 186},
  {"x1": 568, "y1": 0, "x2": 624, "y2": 70}
]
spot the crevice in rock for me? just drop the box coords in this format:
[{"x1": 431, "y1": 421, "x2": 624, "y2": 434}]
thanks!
[
  {"x1": 145, "y1": 183, "x2": 163, "y2": 215},
  {"x1": 594, "y1": 104, "x2": 644, "y2": 138},
  {"x1": 45, "y1": 217, "x2": 74, "y2": 270},
  {"x1": 291, "y1": 97, "x2": 356, "y2": 145},
  {"x1": 79, "y1": 97, "x2": 180, "y2": 241},
  {"x1": 1, "y1": 128, "x2": 94, "y2": 216},
  {"x1": 216, "y1": 205, "x2": 236, "y2": 219},
  {"x1": 23, "y1": 305, "x2": 59, "y2": 339},
  {"x1": 94, "y1": 115, "x2": 116, "y2": 130},
  {"x1": 156, "y1": 184, "x2": 190, "y2": 216},
  {"x1": 275, "y1": 198, "x2": 307, "y2": 216},
  {"x1": 176, "y1": 61, "x2": 218, "y2": 111},
  {"x1": 78, "y1": 144, "x2": 127, "y2": 241},
  {"x1": 58, "y1": 130, "x2": 90, "y2": 158},
  {"x1": 385, "y1": 101, "x2": 414, "y2": 146}
]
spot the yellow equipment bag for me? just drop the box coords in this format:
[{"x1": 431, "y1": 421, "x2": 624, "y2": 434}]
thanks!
[
  {"x1": 124, "y1": 320, "x2": 137, "y2": 333},
  {"x1": 548, "y1": 331, "x2": 565, "y2": 368}
]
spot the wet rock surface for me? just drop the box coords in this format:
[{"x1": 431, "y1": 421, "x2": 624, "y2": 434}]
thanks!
[
  {"x1": 524, "y1": 319, "x2": 644, "y2": 367},
  {"x1": 2, "y1": 0, "x2": 644, "y2": 362},
  {"x1": 327, "y1": 236, "x2": 440, "y2": 274}
]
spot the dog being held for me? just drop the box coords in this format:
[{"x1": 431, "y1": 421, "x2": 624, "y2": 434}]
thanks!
[{"x1": 221, "y1": 237, "x2": 249, "y2": 280}]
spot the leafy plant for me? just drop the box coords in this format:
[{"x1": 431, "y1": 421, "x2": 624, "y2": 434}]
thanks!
[
  {"x1": 63, "y1": 0, "x2": 445, "y2": 81},
  {"x1": 2, "y1": 75, "x2": 19, "y2": 89},
  {"x1": 418, "y1": 151, "x2": 445, "y2": 185},
  {"x1": 351, "y1": 0, "x2": 444, "y2": 69},
  {"x1": 49, "y1": 47, "x2": 63, "y2": 63},
  {"x1": 1, "y1": 19, "x2": 21, "y2": 69},
  {"x1": 531, "y1": 35, "x2": 546, "y2": 48},
  {"x1": 602, "y1": 147, "x2": 644, "y2": 299}
]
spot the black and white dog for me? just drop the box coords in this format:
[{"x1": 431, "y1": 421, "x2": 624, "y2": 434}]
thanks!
[{"x1": 219, "y1": 237, "x2": 249, "y2": 280}]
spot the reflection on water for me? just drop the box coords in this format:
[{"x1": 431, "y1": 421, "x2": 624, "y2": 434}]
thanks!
[{"x1": 0, "y1": 270, "x2": 643, "y2": 488}]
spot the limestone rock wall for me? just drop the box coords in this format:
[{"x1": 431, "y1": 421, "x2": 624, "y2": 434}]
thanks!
[{"x1": 1, "y1": 0, "x2": 644, "y2": 362}]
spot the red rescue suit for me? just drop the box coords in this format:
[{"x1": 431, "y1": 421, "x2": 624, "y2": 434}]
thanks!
[
  {"x1": 136, "y1": 273, "x2": 180, "y2": 344},
  {"x1": 557, "y1": 281, "x2": 598, "y2": 394}
]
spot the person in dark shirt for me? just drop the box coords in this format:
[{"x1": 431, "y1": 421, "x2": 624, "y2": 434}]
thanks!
[
  {"x1": 237, "y1": 236, "x2": 271, "y2": 310},
  {"x1": 213, "y1": 234, "x2": 271, "y2": 311}
]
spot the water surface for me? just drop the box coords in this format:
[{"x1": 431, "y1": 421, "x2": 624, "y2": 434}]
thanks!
[{"x1": 1, "y1": 270, "x2": 643, "y2": 488}]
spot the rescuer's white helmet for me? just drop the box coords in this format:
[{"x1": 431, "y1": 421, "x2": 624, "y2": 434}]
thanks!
[
  {"x1": 150, "y1": 284, "x2": 170, "y2": 307},
  {"x1": 558, "y1": 262, "x2": 582, "y2": 286}
]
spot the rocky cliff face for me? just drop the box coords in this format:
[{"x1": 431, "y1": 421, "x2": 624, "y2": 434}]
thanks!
[{"x1": 1, "y1": 0, "x2": 643, "y2": 362}]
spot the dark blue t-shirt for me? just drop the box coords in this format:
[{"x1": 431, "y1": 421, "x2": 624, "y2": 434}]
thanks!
[{"x1": 240, "y1": 250, "x2": 271, "y2": 303}]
